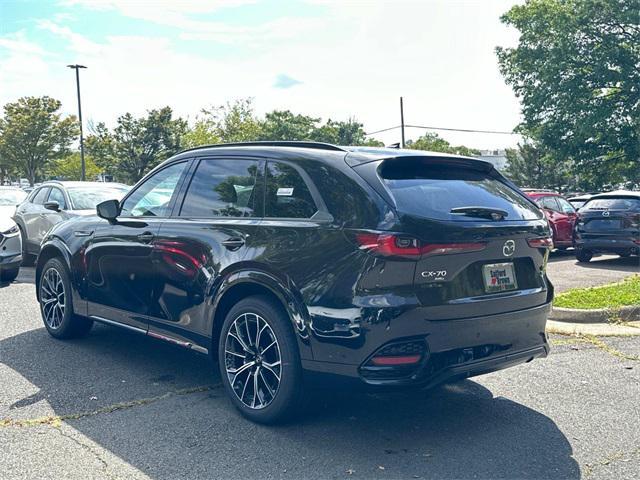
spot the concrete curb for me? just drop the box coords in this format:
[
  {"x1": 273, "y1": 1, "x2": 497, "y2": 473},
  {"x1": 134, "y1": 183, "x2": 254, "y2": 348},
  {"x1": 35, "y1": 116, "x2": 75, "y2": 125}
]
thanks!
[
  {"x1": 549, "y1": 304, "x2": 640, "y2": 324},
  {"x1": 546, "y1": 319, "x2": 640, "y2": 336}
]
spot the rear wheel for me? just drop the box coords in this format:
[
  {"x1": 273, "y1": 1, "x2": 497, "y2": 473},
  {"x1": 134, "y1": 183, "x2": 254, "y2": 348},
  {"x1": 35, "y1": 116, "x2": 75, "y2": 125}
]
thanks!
[
  {"x1": 39, "y1": 258, "x2": 93, "y2": 339},
  {"x1": 576, "y1": 249, "x2": 593, "y2": 263},
  {"x1": 218, "y1": 295, "x2": 303, "y2": 424},
  {"x1": 0, "y1": 267, "x2": 20, "y2": 282}
]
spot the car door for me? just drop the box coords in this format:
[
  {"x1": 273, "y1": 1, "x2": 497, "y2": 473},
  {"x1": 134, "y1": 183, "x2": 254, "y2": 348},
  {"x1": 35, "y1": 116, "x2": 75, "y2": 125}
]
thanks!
[
  {"x1": 21, "y1": 187, "x2": 50, "y2": 252},
  {"x1": 41, "y1": 186, "x2": 72, "y2": 236},
  {"x1": 85, "y1": 161, "x2": 191, "y2": 331},
  {"x1": 555, "y1": 197, "x2": 578, "y2": 239},
  {"x1": 148, "y1": 157, "x2": 265, "y2": 347}
]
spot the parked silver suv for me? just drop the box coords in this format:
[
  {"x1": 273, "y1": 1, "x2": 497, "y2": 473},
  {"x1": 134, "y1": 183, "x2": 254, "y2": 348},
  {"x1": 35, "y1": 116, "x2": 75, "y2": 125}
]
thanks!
[{"x1": 13, "y1": 181, "x2": 129, "y2": 263}]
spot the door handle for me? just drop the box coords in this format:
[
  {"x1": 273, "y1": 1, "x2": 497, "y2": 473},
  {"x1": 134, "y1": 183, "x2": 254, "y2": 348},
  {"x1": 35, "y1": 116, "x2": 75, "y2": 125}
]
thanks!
[
  {"x1": 137, "y1": 232, "x2": 155, "y2": 243},
  {"x1": 221, "y1": 237, "x2": 245, "y2": 250}
]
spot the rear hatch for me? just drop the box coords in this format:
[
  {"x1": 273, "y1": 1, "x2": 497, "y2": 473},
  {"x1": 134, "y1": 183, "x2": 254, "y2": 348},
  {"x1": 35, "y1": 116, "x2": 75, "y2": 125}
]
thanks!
[
  {"x1": 576, "y1": 196, "x2": 640, "y2": 240},
  {"x1": 350, "y1": 155, "x2": 552, "y2": 320}
]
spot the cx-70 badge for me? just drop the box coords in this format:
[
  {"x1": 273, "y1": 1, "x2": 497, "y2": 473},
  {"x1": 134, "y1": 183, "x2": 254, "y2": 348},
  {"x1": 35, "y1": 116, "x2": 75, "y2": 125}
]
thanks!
[{"x1": 503, "y1": 239, "x2": 516, "y2": 257}]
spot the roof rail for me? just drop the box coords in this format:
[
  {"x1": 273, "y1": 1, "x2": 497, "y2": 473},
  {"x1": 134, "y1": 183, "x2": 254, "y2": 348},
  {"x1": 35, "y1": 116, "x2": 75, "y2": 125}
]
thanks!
[{"x1": 179, "y1": 141, "x2": 347, "y2": 154}]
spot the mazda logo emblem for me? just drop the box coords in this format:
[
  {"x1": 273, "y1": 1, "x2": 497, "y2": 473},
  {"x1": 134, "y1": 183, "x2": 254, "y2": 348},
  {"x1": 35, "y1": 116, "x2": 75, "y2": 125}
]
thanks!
[
  {"x1": 602, "y1": 211, "x2": 610, "y2": 217},
  {"x1": 503, "y1": 240, "x2": 516, "y2": 257}
]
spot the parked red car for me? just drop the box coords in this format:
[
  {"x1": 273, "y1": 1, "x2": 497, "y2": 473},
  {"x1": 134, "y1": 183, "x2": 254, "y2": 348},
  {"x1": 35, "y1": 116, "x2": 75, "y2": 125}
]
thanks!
[{"x1": 524, "y1": 190, "x2": 578, "y2": 249}]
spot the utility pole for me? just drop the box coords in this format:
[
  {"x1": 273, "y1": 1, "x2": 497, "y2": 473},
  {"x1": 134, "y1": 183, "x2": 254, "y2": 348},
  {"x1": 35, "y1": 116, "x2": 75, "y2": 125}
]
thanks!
[
  {"x1": 400, "y1": 96, "x2": 405, "y2": 148},
  {"x1": 67, "y1": 64, "x2": 87, "y2": 181}
]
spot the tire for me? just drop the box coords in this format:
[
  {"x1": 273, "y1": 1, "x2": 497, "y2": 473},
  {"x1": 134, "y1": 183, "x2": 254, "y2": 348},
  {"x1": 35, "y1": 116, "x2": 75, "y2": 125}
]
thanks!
[
  {"x1": 39, "y1": 258, "x2": 93, "y2": 339},
  {"x1": 18, "y1": 225, "x2": 35, "y2": 266},
  {"x1": 218, "y1": 295, "x2": 304, "y2": 424},
  {"x1": 619, "y1": 252, "x2": 631, "y2": 258},
  {"x1": 576, "y1": 249, "x2": 593, "y2": 263},
  {"x1": 0, "y1": 267, "x2": 20, "y2": 283}
]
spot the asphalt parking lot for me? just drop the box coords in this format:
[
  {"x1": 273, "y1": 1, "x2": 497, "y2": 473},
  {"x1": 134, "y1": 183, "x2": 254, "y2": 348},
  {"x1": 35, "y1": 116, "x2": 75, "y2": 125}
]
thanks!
[{"x1": 1, "y1": 253, "x2": 639, "y2": 479}]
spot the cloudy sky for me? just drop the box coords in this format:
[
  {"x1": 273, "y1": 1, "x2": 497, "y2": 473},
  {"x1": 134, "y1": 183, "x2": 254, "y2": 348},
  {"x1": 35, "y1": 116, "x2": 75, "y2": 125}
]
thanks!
[{"x1": 0, "y1": 0, "x2": 524, "y2": 149}]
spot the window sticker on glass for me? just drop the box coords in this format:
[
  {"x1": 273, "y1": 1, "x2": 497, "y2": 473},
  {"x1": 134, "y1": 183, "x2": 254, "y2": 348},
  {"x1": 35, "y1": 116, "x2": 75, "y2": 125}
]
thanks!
[{"x1": 277, "y1": 187, "x2": 294, "y2": 196}]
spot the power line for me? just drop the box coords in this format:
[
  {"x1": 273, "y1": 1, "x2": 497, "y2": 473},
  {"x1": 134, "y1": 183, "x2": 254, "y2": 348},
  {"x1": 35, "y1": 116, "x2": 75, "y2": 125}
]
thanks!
[
  {"x1": 364, "y1": 125, "x2": 402, "y2": 136},
  {"x1": 364, "y1": 124, "x2": 519, "y2": 136}
]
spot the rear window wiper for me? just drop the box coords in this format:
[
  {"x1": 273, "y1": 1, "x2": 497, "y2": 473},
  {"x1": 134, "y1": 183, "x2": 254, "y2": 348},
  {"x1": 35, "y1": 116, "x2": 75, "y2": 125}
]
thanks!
[{"x1": 450, "y1": 206, "x2": 509, "y2": 220}]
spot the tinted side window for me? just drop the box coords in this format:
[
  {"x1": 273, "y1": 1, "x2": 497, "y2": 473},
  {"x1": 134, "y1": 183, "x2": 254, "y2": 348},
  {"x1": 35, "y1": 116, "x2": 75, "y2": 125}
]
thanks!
[
  {"x1": 48, "y1": 188, "x2": 67, "y2": 209},
  {"x1": 265, "y1": 161, "x2": 317, "y2": 219},
  {"x1": 32, "y1": 187, "x2": 50, "y2": 205},
  {"x1": 556, "y1": 197, "x2": 575, "y2": 214},
  {"x1": 120, "y1": 162, "x2": 187, "y2": 217},
  {"x1": 539, "y1": 196, "x2": 560, "y2": 211},
  {"x1": 180, "y1": 159, "x2": 262, "y2": 218}
]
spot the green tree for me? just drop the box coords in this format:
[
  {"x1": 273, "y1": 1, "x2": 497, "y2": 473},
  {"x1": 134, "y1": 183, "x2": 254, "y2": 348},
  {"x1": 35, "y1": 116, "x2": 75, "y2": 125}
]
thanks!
[
  {"x1": 504, "y1": 142, "x2": 571, "y2": 191},
  {"x1": 496, "y1": 0, "x2": 640, "y2": 188},
  {"x1": 106, "y1": 107, "x2": 187, "y2": 183},
  {"x1": 405, "y1": 131, "x2": 479, "y2": 156},
  {"x1": 182, "y1": 120, "x2": 221, "y2": 148},
  {"x1": 0, "y1": 96, "x2": 78, "y2": 185},
  {"x1": 311, "y1": 118, "x2": 384, "y2": 146},
  {"x1": 259, "y1": 110, "x2": 318, "y2": 141},
  {"x1": 85, "y1": 122, "x2": 118, "y2": 174},
  {"x1": 48, "y1": 152, "x2": 101, "y2": 181}
]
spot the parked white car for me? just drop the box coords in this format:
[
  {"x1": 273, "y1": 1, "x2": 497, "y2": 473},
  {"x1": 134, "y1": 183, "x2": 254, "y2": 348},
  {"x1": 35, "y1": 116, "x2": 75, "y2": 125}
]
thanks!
[
  {"x1": 0, "y1": 216, "x2": 22, "y2": 282},
  {"x1": 0, "y1": 187, "x2": 27, "y2": 282}
]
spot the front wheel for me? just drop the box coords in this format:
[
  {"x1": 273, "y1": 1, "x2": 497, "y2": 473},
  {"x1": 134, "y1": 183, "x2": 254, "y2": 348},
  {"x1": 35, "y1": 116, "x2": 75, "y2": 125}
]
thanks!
[
  {"x1": 218, "y1": 295, "x2": 304, "y2": 424},
  {"x1": 39, "y1": 258, "x2": 93, "y2": 339},
  {"x1": 576, "y1": 249, "x2": 593, "y2": 263}
]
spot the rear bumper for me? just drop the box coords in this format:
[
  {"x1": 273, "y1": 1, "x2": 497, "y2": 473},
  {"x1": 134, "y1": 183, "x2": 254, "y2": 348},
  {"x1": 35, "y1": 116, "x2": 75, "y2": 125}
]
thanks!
[
  {"x1": 575, "y1": 237, "x2": 639, "y2": 253},
  {"x1": 302, "y1": 302, "x2": 551, "y2": 388}
]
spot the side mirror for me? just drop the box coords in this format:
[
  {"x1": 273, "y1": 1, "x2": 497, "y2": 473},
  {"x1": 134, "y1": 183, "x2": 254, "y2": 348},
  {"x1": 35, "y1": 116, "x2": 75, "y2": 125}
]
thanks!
[
  {"x1": 97, "y1": 199, "x2": 120, "y2": 223},
  {"x1": 44, "y1": 201, "x2": 60, "y2": 212}
]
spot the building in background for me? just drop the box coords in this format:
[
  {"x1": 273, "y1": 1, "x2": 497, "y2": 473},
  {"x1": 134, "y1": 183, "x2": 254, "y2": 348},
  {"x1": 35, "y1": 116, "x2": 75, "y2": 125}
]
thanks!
[{"x1": 475, "y1": 149, "x2": 508, "y2": 171}]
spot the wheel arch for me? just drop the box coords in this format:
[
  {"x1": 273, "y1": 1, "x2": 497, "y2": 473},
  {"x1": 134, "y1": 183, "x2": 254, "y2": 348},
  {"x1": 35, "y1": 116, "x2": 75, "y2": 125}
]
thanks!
[
  {"x1": 35, "y1": 241, "x2": 72, "y2": 300},
  {"x1": 210, "y1": 270, "x2": 313, "y2": 361}
]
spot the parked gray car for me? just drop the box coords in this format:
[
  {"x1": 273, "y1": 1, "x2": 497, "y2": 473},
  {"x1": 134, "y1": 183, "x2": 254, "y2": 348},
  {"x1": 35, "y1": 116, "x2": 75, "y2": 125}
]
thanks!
[{"x1": 13, "y1": 181, "x2": 129, "y2": 263}]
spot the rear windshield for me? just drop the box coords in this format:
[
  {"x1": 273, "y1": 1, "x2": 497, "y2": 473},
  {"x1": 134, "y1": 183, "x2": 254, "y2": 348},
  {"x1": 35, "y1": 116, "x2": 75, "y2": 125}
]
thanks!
[
  {"x1": 583, "y1": 197, "x2": 640, "y2": 211},
  {"x1": 379, "y1": 162, "x2": 541, "y2": 221}
]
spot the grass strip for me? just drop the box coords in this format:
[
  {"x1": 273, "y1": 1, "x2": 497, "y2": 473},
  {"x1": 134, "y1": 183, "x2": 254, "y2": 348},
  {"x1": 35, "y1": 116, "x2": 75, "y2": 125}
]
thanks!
[{"x1": 554, "y1": 275, "x2": 640, "y2": 310}]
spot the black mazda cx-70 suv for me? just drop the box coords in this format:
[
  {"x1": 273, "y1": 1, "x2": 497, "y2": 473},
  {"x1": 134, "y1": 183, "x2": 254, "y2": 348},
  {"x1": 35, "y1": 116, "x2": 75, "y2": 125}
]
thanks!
[{"x1": 36, "y1": 142, "x2": 553, "y2": 423}]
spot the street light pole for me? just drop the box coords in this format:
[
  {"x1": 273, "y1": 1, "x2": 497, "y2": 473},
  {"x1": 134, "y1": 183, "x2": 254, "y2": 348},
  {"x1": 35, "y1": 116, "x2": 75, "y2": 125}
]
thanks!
[
  {"x1": 400, "y1": 96, "x2": 406, "y2": 148},
  {"x1": 67, "y1": 64, "x2": 87, "y2": 181}
]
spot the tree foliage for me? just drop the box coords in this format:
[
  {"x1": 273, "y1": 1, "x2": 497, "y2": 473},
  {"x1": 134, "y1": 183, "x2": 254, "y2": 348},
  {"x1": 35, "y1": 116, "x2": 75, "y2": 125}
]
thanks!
[
  {"x1": 0, "y1": 96, "x2": 78, "y2": 185},
  {"x1": 49, "y1": 152, "x2": 101, "y2": 181},
  {"x1": 405, "y1": 132, "x2": 480, "y2": 156},
  {"x1": 85, "y1": 122, "x2": 118, "y2": 173},
  {"x1": 504, "y1": 142, "x2": 570, "y2": 191},
  {"x1": 86, "y1": 107, "x2": 187, "y2": 183},
  {"x1": 496, "y1": 0, "x2": 640, "y2": 188}
]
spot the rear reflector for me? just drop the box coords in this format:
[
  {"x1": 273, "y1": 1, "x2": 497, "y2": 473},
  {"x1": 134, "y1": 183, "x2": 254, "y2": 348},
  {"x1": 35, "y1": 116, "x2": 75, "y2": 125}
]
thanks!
[
  {"x1": 355, "y1": 232, "x2": 486, "y2": 259},
  {"x1": 371, "y1": 355, "x2": 422, "y2": 366},
  {"x1": 527, "y1": 237, "x2": 554, "y2": 249}
]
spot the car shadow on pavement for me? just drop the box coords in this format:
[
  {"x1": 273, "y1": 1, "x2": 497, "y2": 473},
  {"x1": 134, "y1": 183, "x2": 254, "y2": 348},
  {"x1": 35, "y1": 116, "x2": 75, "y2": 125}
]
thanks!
[
  {"x1": 0, "y1": 324, "x2": 580, "y2": 479},
  {"x1": 548, "y1": 252, "x2": 640, "y2": 271}
]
